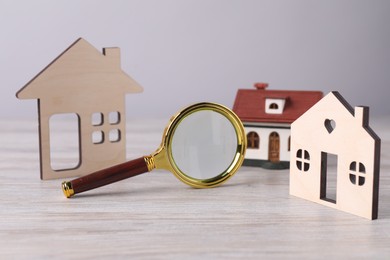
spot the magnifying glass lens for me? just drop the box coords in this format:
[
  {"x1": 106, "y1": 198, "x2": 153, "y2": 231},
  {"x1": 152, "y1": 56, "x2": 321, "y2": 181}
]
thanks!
[{"x1": 171, "y1": 110, "x2": 238, "y2": 180}]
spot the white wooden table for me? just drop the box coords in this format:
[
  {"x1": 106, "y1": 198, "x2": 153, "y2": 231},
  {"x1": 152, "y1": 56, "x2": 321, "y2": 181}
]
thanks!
[{"x1": 1, "y1": 117, "x2": 389, "y2": 259}]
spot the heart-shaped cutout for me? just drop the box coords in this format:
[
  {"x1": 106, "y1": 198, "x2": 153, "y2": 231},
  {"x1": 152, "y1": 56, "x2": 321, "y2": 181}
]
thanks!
[{"x1": 324, "y1": 119, "x2": 336, "y2": 134}]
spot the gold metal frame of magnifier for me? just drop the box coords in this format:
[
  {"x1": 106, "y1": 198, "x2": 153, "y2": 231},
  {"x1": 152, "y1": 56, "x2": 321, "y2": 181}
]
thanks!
[{"x1": 144, "y1": 102, "x2": 247, "y2": 188}]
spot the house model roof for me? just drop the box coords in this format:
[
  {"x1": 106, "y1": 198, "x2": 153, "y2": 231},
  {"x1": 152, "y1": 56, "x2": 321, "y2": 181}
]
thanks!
[
  {"x1": 16, "y1": 38, "x2": 143, "y2": 99},
  {"x1": 233, "y1": 83, "x2": 323, "y2": 124}
]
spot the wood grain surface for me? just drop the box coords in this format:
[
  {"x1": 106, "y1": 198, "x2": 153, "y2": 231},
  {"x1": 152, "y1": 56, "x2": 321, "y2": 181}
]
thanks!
[{"x1": 1, "y1": 117, "x2": 389, "y2": 259}]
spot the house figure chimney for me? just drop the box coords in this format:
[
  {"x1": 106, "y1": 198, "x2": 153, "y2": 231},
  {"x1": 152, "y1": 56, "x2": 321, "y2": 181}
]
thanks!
[
  {"x1": 254, "y1": 82, "x2": 269, "y2": 90},
  {"x1": 103, "y1": 47, "x2": 121, "y2": 68},
  {"x1": 355, "y1": 106, "x2": 369, "y2": 127}
]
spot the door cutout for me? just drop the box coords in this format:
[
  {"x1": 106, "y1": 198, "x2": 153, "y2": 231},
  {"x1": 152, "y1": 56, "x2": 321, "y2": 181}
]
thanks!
[
  {"x1": 320, "y1": 152, "x2": 338, "y2": 204},
  {"x1": 49, "y1": 113, "x2": 81, "y2": 171}
]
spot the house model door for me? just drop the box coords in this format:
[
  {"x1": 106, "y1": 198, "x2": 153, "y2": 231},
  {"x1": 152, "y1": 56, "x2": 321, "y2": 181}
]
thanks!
[{"x1": 269, "y1": 132, "x2": 280, "y2": 162}]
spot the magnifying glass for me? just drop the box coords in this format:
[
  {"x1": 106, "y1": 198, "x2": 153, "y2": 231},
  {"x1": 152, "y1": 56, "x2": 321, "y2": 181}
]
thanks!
[{"x1": 62, "y1": 102, "x2": 247, "y2": 198}]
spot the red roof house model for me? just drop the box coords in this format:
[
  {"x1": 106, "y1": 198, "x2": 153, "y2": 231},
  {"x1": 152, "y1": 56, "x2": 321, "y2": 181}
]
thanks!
[{"x1": 233, "y1": 83, "x2": 323, "y2": 169}]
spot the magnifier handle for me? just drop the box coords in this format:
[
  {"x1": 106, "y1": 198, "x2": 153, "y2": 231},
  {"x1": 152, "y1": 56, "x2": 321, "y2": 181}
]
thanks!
[{"x1": 62, "y1": 157, "x2": 150, "y2": 198}]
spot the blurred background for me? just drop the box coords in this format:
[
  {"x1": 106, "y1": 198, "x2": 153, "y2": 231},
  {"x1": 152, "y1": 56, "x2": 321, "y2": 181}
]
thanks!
[{"x1": 1, "y1": 0, "x2": 389, "y2": 120}]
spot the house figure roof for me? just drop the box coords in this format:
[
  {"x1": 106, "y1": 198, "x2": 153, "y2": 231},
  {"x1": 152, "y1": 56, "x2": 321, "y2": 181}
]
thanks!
[
  {"x1": 233, "y1": 83, "x2": 323, "y2": 124},
  {"x1": 16, "y1": 38, "x2": 143, "y2": 99}
]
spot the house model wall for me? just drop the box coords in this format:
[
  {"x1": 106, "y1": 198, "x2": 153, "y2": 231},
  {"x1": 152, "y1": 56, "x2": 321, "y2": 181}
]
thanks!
[
  {"x1": 16, "y1": 38, "x2": 143, "y2": 180},
  {"x1": 233, "y1": 83, "x2": 322, "y2": 169},
  {"x1": 290, "y1": 91, "x2": 381, "y2": 219}
]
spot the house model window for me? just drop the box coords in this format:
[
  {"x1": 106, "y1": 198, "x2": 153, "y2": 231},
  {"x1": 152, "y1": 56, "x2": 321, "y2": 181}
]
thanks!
[
  {"x1": 265, "y1": 98, "x2": 286, "y2": 114},
  {"x1": 349, "y1": 161, "x2": 366, "y2": 186},
  {"x1": 92, "y1": 112, "x2": 104, "y2": 126},
  {"x1": 92, "y1": 111, "x2": 121, "y2": 144},
  {"x1": 247, "y1": 132, "x2": 259, "y2": 149},
  {"x1": 92, "y1": 130, "x2": 104, "y2": 144},
  {"x1": 109, "y1": 111, "x2": 120, "y2": 125},
  {"x1": 296, "y1": 149, "x2": 310, "y2": 171},
  {"x1": 109, "y1": 129, "x2": 121, "y2": 142}
]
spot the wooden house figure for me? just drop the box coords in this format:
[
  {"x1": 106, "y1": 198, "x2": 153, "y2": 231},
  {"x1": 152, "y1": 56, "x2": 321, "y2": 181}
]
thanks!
[
  {"x1": 289, "y1": 92, "x2": 381, "y2": 219},
  {"x1": 16, "y1": 38, "x2": 143, "y2": 180},
  {"x1": 233, "y1": 83, "x2": 322, "y2": 169}
]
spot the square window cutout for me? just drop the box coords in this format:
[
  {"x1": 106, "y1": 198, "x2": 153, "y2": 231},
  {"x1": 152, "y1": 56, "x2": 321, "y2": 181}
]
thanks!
[
  {"x1": 92, "y1": 112, "x2": 104, "y2": 126},
  {"x1": 92, "y1": 131, "x2": 104, "y2": 144},
  {"x1": 109, "y1": 129, "x2": 121, "y2": 142},
  {"x1": 109, "y1": 111, "x2": 120, "y2": 125}
]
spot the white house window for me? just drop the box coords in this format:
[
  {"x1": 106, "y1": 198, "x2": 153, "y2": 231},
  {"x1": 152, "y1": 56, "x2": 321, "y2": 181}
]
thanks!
[
  {"x1": 247, "y1": 132, "x2": 259, "y2": 149},
  {"x1": 91, "y1": 111, "x2": 122, "y2": 144},
  {"x1": 265, "y1": 98, "x2": 286, "y2": 114},
  {"x1": 296, "y1": 149, "x2": 310, "y2": 171},
  {"x1": 349, "y1": 161, "x2": 366, "y2": 186}
]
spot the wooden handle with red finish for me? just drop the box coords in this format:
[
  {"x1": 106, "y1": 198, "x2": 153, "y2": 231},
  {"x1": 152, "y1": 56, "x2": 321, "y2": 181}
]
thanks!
[{"x1": 62, "y1": 157, "x2": 149, "y2": 198}]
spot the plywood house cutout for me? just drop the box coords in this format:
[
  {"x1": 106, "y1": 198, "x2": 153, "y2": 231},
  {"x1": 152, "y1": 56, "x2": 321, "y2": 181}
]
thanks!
[
  {"x1": 16, "y1": 38, "x2": 143, "y2": 180},
  {"x1": 289, "y1": 91, "x2": 381, "y2": 219},
  {"x1": 233, "y1": 83, "x2": 322, "y2": 169}
]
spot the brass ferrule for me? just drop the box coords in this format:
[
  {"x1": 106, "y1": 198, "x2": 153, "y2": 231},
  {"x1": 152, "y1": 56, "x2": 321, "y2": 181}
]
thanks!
[
  {"x1": 144, "y1": 155, "x2": 156, "y2": 172},
  {"x1": 62, "y1": 181, "x2": 75, "y2": 198}
]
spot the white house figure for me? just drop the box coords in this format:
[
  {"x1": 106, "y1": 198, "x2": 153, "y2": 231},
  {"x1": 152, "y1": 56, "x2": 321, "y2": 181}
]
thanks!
[
  {"x1": 289, "y1": 91, "x2": 381, "y2": 219},
  {"x1": 233, "y1": 83, "x2": 322, "y2": 169}
]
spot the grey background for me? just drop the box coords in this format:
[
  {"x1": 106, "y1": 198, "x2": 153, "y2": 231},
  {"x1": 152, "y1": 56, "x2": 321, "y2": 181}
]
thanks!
[{"x1": 1, "y1": 0, "x2": 389, "y2": 120}]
